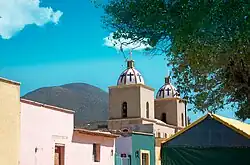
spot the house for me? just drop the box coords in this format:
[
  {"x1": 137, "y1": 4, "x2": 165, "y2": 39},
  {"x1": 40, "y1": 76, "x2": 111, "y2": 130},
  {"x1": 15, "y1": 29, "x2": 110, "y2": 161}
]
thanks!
[
  {"x1": 72, "y1": 129, "x2": 118, "y2": 165},
  {"x1": 20, "y1": 98, "x2": 74, "y2": 165},
  {"x1": 20, "y1": 98, "x2": 118, "y2": 165},
  {"x1": 0, "y1": 77, "x2": 21, "y2": 165},
  {"x1": 115, "y1": 132, "x2": 155, "y2": 165},
  {"x1": 161, "y1": 113, "x2": 250, "y2": 165}
]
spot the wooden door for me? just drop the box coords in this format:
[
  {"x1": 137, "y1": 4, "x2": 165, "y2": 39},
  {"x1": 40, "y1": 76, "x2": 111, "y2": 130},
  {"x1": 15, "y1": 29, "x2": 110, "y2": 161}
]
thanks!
[{"x1": 54, "y1": 145, "x2": 65, "y2": 165}]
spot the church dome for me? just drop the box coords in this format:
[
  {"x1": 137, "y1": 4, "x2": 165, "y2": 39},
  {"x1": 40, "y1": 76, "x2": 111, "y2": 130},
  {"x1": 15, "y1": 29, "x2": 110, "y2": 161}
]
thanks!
[
  {"x1": 156, "y1": 76, "x2": 180, "y2": 99},
  {"x1": 117, "y1": 60, "x2": 145, "y2": 85}
]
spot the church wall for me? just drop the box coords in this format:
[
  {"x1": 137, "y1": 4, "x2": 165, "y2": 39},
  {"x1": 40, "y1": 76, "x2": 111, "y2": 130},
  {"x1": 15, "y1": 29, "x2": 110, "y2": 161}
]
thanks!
[
  {"x1": 20, "y1": 101, "x2": 74, "y2": 165},
  {"x1": 130, "y1": 123, "x2": 154, "y2": 133},
  {"x1": 153, "y1": 125, "x2": 176, "y2": 165},
  {"x1": 0, "y1": 78, "x2": 21, "y2": 165},
  {"x1": 108, "y1": 118, "x2": 142, "y2": 131},
  {"x1": 153, "y1": 123, "x2": 176, "y2": 138},
  {"x1": 140, "y1": 86, "x2": 155, "y2": 119},
  {"x1": 109, "y1": 86, "x2": 141, "y2": 119},
  {"x1": 177, "y1": 100, "x2": 186, "y2": 127},
  {"x1": 154, "y1": 99, "x2": 178, "y2": 126}
]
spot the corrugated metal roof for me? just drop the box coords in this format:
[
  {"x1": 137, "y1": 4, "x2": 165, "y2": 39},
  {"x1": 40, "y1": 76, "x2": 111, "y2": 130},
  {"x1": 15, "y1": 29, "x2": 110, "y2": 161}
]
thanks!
[
  {"x1": 161, "y1": 112, "x2": 250, "y2": 144},
  {"x1": 212, "y1": 114, "x2": 250, "y2": 138}
]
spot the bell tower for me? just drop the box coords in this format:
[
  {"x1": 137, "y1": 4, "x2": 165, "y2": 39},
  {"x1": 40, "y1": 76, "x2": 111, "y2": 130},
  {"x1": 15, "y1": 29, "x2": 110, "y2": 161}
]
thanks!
[
  {"x1": 154, "y1": 75, "x2": 187, "y2": 128},
  {"x1": 108, "y1": 57, "x2": 155, "y2": 131}
]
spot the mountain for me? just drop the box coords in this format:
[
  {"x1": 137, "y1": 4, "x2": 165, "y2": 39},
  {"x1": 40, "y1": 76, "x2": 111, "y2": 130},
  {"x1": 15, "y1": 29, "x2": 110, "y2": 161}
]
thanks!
[{"x1": 22, "y1": 83, "x2": 109, "y2": 127}]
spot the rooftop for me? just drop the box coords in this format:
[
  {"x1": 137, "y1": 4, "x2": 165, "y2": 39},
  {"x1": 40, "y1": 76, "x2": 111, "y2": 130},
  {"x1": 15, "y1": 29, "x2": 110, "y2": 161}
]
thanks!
[
  {"x1": 162, "y1": 112, "x2": 250, "y2": 143},
  {"x1": 21, "y1": 98, "x2": 75, "y2": 114},
  {"x1": 74, "y1": 128, "x2": 119, "y2": 138},
  {"x1": 0, "y1": 77, "x2": 20, "y2": 85}
]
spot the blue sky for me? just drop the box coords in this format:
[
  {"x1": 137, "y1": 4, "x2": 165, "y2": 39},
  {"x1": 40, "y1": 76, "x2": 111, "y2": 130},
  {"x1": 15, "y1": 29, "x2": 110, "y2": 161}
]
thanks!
[{"x1": 0, "y1": 0, "x2": 241, "y2": 122}]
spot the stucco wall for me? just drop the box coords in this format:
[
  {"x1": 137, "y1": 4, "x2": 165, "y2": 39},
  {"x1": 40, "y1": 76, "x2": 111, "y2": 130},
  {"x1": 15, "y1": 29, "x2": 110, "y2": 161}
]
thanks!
[
  {"x1": 109, "y1": 85, "x2": 155, "y2": 120},
  {"x1": 154, "y1": 99, "x2": 178, "y2": 126},
  {"x1": 139, "y1": 87, "x2": 155, "y2": 119},
  {"x1": 109, "y1": 86, "x2": 141, "y2": 119},
  {"x1": 0, "y1": 78, "x2": 21, "y2": 165},
  {"x1": 115, "y1": 136, "x2": 132, "y2": 155},
  {"x1": 154, "y1": 99, "x2": 186, "y2": 128},
  {"x1": 70, "y1": 132, "x2": 116, "y2": 165},
  {"x1": 132, "y1": 133, "x2": 155, "y2": 165},
  {"x1": 153, "y1": 125, "x2": 175, "y2": 165},
  {"x1": 155, "y1": 138, "x2": 164, "y2": 165},
  {"x1": 20, "y1": 102, "x2": 74, "y2": 165},
  {"x1": 176, "y1": 100, "x2": 186, "y2": 127},
  {"x1": 108, "y1": 118, "x2": 142, "y2": 131},
  {"x1": 166, "y1": 116, "x2": 250, "y2": 147},
  {"x1": 153, "y1": 123, "x2": 176, "y2": 138}
]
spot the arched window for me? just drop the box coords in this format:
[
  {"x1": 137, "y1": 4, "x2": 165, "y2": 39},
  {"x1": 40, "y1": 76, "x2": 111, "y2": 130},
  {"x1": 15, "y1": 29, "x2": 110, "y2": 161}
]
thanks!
[
  {"x1": 122, "y1": 102, "x2": 127, "y2": 118},
  {"x1": 146, "y1": 102, "x2": 149, "y2": 118},
  {"x1": 157, "y1": 132, "x2": 161, "y2": 138},
  {"x1": 161, "y1": 113, "x2": 167, "y2": 123},
  {"x1": 181, "y1": 113, "x2": 184, "y2": 126}
]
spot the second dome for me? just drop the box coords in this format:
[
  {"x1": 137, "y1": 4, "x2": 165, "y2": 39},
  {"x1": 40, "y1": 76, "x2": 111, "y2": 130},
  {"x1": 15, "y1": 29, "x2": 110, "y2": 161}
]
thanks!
[{"x1": 156, "y1": 76, "x2": 180, "y2": 99}]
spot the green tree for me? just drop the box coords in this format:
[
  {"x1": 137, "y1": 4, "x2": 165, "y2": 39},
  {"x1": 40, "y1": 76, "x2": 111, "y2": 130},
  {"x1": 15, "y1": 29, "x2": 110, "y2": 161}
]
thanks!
[{"x1": 100, "y1": 0, "x2": 250, "y2": 120}]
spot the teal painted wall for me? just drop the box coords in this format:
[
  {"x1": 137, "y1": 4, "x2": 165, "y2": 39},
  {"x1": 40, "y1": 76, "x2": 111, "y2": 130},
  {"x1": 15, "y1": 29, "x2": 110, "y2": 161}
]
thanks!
[{"x1": 131, "y1": 133, "x2": 155, "y2": 165}]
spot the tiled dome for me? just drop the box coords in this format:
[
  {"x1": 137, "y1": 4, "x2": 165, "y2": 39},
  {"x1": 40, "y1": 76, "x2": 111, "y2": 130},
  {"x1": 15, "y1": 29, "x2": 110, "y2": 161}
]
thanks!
[
  {"x1": 156, "y1": 76, "x2": 180, "y2": 99},
  {"x1": 117, "y1": 60, "x2": 144, "y2": 85}
]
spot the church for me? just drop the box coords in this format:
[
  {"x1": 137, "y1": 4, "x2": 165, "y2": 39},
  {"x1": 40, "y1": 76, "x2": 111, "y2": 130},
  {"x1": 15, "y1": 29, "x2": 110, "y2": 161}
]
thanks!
[
  {"x1": 108, "y1": 57, "x2": 188, "y2": 137},
  {"x1": 107, "y1": 57, "x2": 188, "y2": 165}
]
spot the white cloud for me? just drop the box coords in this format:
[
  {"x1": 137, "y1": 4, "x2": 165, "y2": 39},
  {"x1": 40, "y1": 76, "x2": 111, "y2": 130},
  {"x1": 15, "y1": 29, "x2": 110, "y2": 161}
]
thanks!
[
  {"x1": 104, "y1": 32, "x2": 151, "y2": 51},
  {"x1": 0, "y1": 0, "x2": 63, "y2": 39}
]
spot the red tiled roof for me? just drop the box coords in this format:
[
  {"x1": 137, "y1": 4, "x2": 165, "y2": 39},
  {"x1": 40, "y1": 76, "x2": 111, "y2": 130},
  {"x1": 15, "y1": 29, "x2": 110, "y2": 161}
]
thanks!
[{"x1": 74, "y1": 128, "x2": 119, "y2": 138}]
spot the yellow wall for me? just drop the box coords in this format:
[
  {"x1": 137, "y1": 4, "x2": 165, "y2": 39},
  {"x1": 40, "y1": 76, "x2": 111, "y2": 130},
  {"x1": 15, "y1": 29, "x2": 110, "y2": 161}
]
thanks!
[
  {"x1": 155, "y1": 138, "x2": 166, "y2": 165},
  {"x1": 0, "y1": 78, "x2": 21, "y2": 165},
  {"x1": 155, "y1": 138, "x2": 162, "y2": 165}
]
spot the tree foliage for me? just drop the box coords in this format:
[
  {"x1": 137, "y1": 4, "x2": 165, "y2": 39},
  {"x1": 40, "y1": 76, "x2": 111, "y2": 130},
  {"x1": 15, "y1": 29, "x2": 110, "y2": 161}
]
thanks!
[{"x1": 101, "y1": 0, "x2": 250, "y2": 120}]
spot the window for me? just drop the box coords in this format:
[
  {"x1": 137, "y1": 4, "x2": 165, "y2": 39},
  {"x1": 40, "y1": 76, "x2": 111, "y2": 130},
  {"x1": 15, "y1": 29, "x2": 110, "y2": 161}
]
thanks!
[
  {"x1": 93, "y1": 143, "x2": 100, "y2": 162},
  {"x1": 181, "y1": 113, "x2": 184, "y2": 126},
  {"x1": 161, "y1": 113, "x2": 167, "y2": 123},
  {"x1": 122, "y1": 102, "x2": 128, "y2": 118},
  {"x1": 146, "y1": 102, "x2": 149, "y2": 118},
  {"x1": 157, "y1": 132, "x2": 161, "y2": 138},
  {"x1": 164, "y1": 133, "x2": 168, "y2": 138}
]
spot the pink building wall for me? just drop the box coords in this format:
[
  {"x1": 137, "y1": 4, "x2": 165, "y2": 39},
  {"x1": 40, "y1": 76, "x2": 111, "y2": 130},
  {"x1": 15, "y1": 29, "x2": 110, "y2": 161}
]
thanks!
[
  {"x1": 20, "y1": 99, "x2": 117, "y2": 165},
  {"x1": 69, "y1": 131, "x2": 116, "y2": 165},
  {"x1": 20, "y1": 99, "x2": 74, "y2": 165}
]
